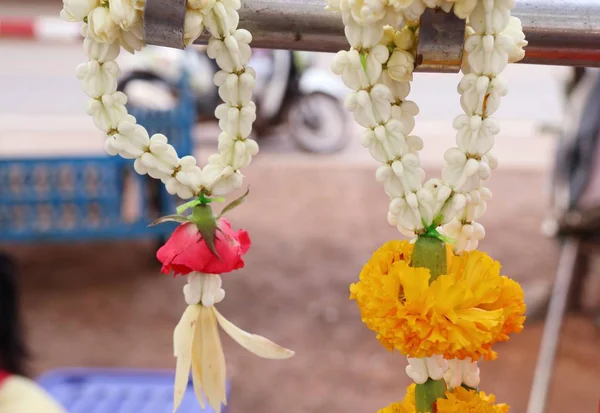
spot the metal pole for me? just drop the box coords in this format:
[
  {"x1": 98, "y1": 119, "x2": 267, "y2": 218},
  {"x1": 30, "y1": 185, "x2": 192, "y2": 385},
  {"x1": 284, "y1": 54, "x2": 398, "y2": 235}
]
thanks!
[
  {"x1": 144, "y1": 0, "x2": 187, "y2": 49},
  {"x1": 195, "y1": 0, "x2": 600, "y2": 68},
  {"x1": 526, "y1": 237, "x2": 581, "y2": 413}
]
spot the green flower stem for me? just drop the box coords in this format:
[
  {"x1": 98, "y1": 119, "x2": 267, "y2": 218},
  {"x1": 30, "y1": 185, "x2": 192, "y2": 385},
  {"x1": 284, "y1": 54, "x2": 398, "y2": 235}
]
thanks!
[
  {"x1": 415, "y1": 378, "x2": 447, "y2": 413},
  {"x1": 410, "y1": 235, "x2": 447, "y2": 282},
  {"x1": 410, "y1": 234, "x2": 449, "y2": 412}
]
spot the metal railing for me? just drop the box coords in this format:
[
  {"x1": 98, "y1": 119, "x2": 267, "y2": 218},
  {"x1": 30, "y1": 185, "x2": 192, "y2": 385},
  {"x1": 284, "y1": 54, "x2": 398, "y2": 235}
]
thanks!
[{"x1": 191, "y1": 0, "x2": 600, "y2": 68}]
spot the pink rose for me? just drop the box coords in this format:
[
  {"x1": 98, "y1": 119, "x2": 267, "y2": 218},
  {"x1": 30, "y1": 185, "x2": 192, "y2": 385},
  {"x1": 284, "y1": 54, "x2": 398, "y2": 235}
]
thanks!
[{"x1": 157, "y1": 218, "x2": 251, "y2": 275}]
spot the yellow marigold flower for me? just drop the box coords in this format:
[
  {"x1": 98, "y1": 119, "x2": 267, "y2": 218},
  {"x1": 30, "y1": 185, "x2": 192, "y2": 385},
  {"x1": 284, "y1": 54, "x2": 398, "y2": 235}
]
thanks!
[
  {"x1": 350, "y1": 241, "x2": 525, "y2": 360},
  {"x1": 377, "y1": 383, "x2": 416, "y2": 413},
  {"x1": 436, "y1": 386, "x2": 510, "y2": 413},
  {"x1": 377, "y1": 384, "x2": 510, "y2": 413},
  {"x1": 377, "y1": 402, "x2": 412, "y2": 413}
]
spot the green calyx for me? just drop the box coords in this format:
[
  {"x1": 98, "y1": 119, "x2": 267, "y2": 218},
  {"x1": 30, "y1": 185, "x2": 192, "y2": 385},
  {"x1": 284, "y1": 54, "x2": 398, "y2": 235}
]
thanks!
[
  {"x1": 421, "y1": 217, "x2": 455, "y2": 245},
  {"x1": 410, "y1": 235, "x2": 447, "y2": 282},
  {"x1": 190, "y1": 204, "x2": 221, "y2": 259},
  {"x1": 174, "y1": 189, "x2": 249, "y2": 217},
  {"x1": 176, "y1": 193, "x2": 225, "y2": 215},
  {"x1": 415, "y1": 378, "x2": 446, "y2": 413},
  {"x1": 411, "y1": 218, "x2": 453, "y2": 283}
]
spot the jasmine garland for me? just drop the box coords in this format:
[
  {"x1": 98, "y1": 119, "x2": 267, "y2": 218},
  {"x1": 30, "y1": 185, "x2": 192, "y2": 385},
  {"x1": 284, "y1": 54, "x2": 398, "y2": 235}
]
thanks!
[
  {"x1": 328, "y1": 0, "x2": 527, "y2": 412},
  {"x1": 60, "y1": 0, "x2": 294, "y2": 411}
]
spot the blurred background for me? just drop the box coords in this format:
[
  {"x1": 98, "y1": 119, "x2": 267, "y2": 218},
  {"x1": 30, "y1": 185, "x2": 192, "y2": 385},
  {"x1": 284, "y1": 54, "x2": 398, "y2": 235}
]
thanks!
[{"x1": 0, "y1": 0, "x2": 599, "y2": 412}]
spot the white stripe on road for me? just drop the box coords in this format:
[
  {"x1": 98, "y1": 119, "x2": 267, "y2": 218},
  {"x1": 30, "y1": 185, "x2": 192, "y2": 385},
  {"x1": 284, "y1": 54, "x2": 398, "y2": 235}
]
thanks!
[
  {"x1": 0, "y1": 114, "x2": 95, "y2": 131},
  {"x1": 34, "y1": 17, "x2": 81, "y2": 40}
]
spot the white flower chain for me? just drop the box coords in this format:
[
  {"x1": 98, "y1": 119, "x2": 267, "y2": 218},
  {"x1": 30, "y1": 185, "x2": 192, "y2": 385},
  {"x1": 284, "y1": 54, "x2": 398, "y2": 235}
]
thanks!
[
  {"x1": 328, "y1": 0, "x2": 526, "y2": 388},
  {"x1": 62, "y1": 0, "x2": 259, "y2": 200},
  {"x1": 440, "y1": 1, "x2": 527, "y2": 253},
  {"x1": 328, "y1": 0, "x2": 526, "y2": 254}
]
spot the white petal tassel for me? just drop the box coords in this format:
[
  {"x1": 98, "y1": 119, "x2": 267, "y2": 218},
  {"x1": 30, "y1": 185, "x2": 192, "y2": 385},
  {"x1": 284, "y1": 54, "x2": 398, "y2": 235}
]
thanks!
[
  {"x1": 173, "y1": 287, "x2": 294, "y2": 413},
  {"x1": 173, "y1": 305, "x2": 202, "y2": 412},
  {"x1": 199, "y1": 306, "x2": 227, "y2": 413},
  {"x1": 214, "y1": 308, "x2": 295, "y2": 359}
]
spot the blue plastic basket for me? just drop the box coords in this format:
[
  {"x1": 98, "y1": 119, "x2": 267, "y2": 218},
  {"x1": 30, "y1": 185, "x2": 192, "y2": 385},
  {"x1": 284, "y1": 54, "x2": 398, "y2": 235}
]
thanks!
[
  {"x1": 0, "y1": 156, "x2": 146, "y2": 241},
  {"x1": 0, "y1": 73, "x2": 194, "y2": 243},
  {"x1": 37, "y1": 368, "x2": 230, "y2": 413}
]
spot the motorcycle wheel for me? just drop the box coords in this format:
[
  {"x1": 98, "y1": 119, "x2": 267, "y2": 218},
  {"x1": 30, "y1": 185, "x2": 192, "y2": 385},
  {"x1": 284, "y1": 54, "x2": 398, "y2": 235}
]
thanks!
[{"x1": 287, "y1": 92, "x2": 350, "y2": 154}]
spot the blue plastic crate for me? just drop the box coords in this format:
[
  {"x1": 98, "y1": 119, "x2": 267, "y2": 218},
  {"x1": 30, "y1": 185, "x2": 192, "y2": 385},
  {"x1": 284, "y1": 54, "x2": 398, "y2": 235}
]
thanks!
[
  {"x1": 0, "y1": 156, "x2": 156, "y2": 242},
  {"x1": 37, "y1": 368, "x2": 230, "y2": 413},
  {"x1": 0, "y1": 73, "x2": 195, "y2": 243}
]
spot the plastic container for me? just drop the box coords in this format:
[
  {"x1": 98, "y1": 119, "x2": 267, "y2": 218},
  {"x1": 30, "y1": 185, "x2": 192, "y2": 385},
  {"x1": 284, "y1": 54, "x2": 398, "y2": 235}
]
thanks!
[{"x1": 37, "y1": 368, "x2": 230, "y2": 413}]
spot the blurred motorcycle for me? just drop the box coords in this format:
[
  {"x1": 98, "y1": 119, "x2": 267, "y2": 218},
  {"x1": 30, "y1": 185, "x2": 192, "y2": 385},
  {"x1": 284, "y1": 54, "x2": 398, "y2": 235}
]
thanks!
[
  {"x1": 244, "y1": 49, "x2": 350, "y2": 153},
  {"x1": 117, "y1": 46, "x2": 351, "y2": 154},
  {"x1": 116, "y1": 46, "x2": 218, "y2": 117}
]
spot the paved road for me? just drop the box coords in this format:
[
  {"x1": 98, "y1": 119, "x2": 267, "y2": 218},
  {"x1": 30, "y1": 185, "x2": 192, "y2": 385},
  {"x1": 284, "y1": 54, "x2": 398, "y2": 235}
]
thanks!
[{"x1": 0, "y1": 38, "x2": 567, "y2": 168}]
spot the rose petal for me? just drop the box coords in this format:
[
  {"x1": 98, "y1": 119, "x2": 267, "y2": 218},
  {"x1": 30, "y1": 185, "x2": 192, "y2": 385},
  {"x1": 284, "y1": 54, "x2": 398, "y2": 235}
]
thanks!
[
  {"x1": 166, "y1": 263, "x2": 194, "y2": 277},
  {"x1": 213, "y1": 307, "x2": 295, "y2": 359},
  {"x1": 157, "y1": 223, "x2": 202, "y2": 275},
  {"x1": 157, "y1": 219, "x2": 251, "y2": 275},
  {"x1": 236, "y1": 229, "x2": 251, "y2": 254}
]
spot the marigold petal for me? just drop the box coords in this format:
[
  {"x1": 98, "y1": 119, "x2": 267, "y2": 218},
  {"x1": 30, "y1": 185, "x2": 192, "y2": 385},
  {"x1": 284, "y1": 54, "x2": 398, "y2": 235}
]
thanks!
[
  {"x1": 437, "y1": 386, "x2": 510, "y2": 413},
  {"x1": 350, "y1": 241, "x2": 526, "y2": 359}
]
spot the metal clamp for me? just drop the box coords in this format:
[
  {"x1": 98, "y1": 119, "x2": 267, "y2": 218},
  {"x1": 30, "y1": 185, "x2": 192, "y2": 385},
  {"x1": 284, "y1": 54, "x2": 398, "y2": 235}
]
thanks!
[
  {"x1": 414, "y1": 8, "x2": 466, "y2": 73},
  {"x1": 143, "y1": 0, "x2": 187, "y2": 49}
]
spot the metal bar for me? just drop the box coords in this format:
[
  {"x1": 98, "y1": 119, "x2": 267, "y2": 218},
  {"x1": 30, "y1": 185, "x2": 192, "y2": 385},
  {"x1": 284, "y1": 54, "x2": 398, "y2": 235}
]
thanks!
[
  {"x1": 144, "y1": 0, "x2": 187, "y2": 49},
  {"x1": 195, "y1": 0, "x2": 600, "y2": 68},
  {"x1": 414, "y1": 8, "x2": 465, "y2": 73},
  {"x1": 526, "y1": 237, "x2": 581, "y2": 413}
]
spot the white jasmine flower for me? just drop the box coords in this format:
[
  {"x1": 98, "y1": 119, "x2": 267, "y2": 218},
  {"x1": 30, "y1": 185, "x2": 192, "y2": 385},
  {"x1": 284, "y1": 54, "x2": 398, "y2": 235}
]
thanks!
[
  {"x1": 387, "y1": 49, "x2": 414, "y2": 82},
  {"x1": 109, "y1": 0, "x2": 138, "y2": 30},
  {"x1": 60, "y1": 0, "x2": 99, "y2": 22},
  {"x1": 184, "y1": 9, "x2": 204, "y2": 46},
  {"x1": 444, "y1": 358, "x2": 481, "y2": 389},
  {"x1": 119, "y1": 22, "x2": 145, "y2": 53},
  {"x1": 502, "y1": 16, "x2": 528, "y2": 63},
  {"x1": 83, "y1": 37, "x2": 120, "y2": 62},
  {"x1": 87, "y1": 6, "x2": 120, "y2": 44},
  {"x1": 86, "y1": 91, "x2": 128, "y2": 132},
  {"x1": 76, "y1": 60, "x2": 119, "y2": 98}
]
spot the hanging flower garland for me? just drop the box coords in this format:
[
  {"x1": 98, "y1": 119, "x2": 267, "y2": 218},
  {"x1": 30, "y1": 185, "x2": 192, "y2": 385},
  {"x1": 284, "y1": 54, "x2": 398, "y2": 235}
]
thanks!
[
  {"x1": 60, "y1": 0, "x2": 294, "y2": 412},
  {"x1": 327, "y1": 0, "x2": 527, "y2": 411}
]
